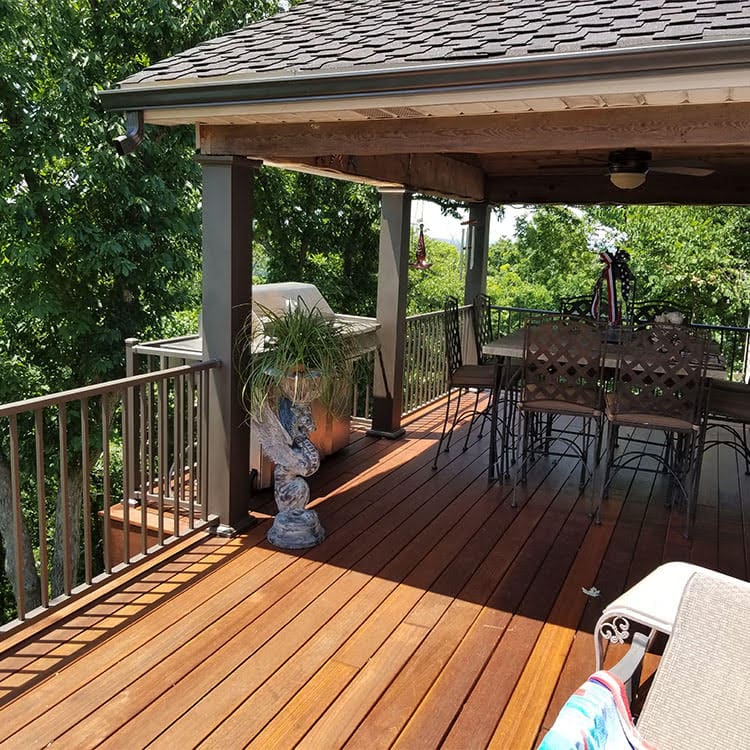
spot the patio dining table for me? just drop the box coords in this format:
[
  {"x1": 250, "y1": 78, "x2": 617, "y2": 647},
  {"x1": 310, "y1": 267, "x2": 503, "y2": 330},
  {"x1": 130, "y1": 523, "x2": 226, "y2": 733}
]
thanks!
[
  {"x1": 483, "y1": 327, "x2": 727, "y2": 480},
  {"x1": 483, "y1": 328, "x2": 727, "y2": 376}
]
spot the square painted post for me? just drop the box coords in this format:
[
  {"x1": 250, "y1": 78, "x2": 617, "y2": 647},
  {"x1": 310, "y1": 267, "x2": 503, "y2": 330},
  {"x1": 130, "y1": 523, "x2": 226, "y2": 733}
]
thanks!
[
  {"x1": 197, "y1": 155, "x2": 257, "y2": 532},
  {"x1": 368, "y1": 188, "x2": 411, "y2": 438},
  {"x1": 463, "y1": 202, "x2": 491, "y2": 305}
]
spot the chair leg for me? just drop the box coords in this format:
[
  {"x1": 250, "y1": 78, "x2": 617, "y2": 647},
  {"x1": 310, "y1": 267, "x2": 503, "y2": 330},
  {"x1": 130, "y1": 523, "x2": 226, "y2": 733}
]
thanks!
[
  {"x1": 462, "y1": 389, "x2": 483, "y2": 452},
  {"x1": 578, "y1": 417, "x2": 591, "y2": 490},
  {"x1": 684, "y1": 431, "x2": 703, "y2": 539},
  {"x1": 743, "y1": 423, "x2": 750, "y2": 475},
  {"x1": 488, "y1": 385, "x2": 499, "y2": 482},
  {"x1": 477, "y1": 389, "x2": 492, "y2": 440},
  {"x1": 602, "y1": 423, "x2": 618, "y2": 501},
  {"x1": 503, "y1": 388, "x2": 518, "y2": 479},
  {"x1": 521, "y1": 411, "x2": 531, "y2": 487},
  {"x1": 512, "y1": 411, "x2": 529, "y2": 509},
  {"x1": 594, "y1": 414, "x2": 605, "y2": 465},
  {"x1": 432, "y1": 387, "x2": 455, "y2": 470},
  {"x1": 444, "y1": 388, "x2": 465, "y2": 453}
]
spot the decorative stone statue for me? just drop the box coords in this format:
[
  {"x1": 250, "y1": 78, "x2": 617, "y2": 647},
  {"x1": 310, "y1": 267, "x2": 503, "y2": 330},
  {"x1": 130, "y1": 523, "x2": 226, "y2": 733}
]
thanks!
[{"x1": 252, "y1": 397, "x2": 325, "y2": 549}]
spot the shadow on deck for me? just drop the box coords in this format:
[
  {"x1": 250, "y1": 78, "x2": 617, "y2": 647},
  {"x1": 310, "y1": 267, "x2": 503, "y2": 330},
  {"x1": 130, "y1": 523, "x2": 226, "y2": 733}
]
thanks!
[{"x1": 0, "y1": 396, "x2": 747, "y2": 748}]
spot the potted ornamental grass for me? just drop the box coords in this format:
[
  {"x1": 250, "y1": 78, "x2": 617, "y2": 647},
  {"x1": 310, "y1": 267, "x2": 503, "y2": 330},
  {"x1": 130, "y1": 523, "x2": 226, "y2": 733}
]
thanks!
[{"x1": 235, "y1": 299, "x2": 359, "y2": 420}]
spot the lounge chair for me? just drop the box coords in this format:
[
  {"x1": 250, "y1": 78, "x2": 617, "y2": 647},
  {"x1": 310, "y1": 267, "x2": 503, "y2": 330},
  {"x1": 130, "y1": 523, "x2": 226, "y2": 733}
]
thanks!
[{"x1": 541, "y1": 569, "x2": 750, "y2": 749}]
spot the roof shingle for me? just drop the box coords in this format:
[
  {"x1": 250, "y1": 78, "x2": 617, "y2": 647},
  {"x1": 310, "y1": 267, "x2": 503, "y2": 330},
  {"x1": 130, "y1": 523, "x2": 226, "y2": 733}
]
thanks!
[{"x1": 121, "y1": 0, "x2": 750, "y2": 86}]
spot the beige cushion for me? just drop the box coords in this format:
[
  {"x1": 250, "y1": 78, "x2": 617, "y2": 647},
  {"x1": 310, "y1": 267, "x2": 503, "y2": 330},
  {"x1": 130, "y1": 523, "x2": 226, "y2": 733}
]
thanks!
[
  {"x1": 451, "y1": 364, "x2": 496, "y2": 388},
  {"x1": 708, "y1": 380, "x2": 750, "y2": 422},
  {"x1": 521, "y1": 399, "x2": 601, "y2": 417},
  {"x1": 605, "y1": 393, "x2": 698, "y2": 432},
  {"x1": 637, "y1": 572, "x2": 750, "y2": 749}
]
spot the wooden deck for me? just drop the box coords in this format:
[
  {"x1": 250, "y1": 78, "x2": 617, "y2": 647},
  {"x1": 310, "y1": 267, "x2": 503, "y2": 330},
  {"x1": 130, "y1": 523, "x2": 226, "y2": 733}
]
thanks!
[{"x1": 1, "y1": 397, "x2": 748, "y2": 749}]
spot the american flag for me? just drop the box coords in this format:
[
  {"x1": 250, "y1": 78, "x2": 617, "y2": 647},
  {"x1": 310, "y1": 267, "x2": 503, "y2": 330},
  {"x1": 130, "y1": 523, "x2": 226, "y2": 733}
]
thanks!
[{"x1": 590, "y1": 248, "x2": 634, "y2": 324}]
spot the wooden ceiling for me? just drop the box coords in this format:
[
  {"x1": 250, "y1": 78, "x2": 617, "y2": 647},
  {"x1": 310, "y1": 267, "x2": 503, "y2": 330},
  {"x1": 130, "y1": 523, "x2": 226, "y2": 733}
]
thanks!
[{"x1": 198, "y1": 101, "x2": 750, "y2": 205}]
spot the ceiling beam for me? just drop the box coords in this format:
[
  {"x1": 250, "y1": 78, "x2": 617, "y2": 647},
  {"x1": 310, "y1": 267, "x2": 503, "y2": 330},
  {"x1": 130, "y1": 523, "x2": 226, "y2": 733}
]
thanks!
[
  {"x1": 486, "y1": 173, "x2": 750, "y2": 205},
  {"x1": 265, "y1": 153, "x2": 485, "y2": 201},
  {"x1": 199, "y1": 102, "x2": 750, "y2": 158}
]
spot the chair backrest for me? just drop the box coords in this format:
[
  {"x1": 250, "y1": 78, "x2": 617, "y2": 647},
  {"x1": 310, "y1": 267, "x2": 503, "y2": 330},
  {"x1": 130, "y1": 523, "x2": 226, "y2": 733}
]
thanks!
[
  {"x1": 632, "y1": 299, "x2": 691, "y2": 327},
  {"x1": 472, "y1": 293, "x2": 494, "y2": 364},
  {"x1": 636, "y1": 571, "x2": 750, "y2": 748},
  {"x1": 444, "y1": 295, "x2": 463, "y2": 376},
  {"x1": 559, "y1": 294, "x2": 595, "y2": 318},
  {"x1": 609, "y1": 324, "x2": 707, "y2": 426},
  {"x1": 522, "y1": 317, "x2": 605, "y2": 410},
  {"x1": 560, "y1": 293, "x2": 631, "y2": 324}
]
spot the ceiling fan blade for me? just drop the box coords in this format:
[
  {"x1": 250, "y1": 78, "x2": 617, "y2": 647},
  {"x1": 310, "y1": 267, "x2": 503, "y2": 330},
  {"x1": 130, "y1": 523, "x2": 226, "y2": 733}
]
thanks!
[{"x1": 648, "y1": 159, "x2": 715, "y2": 177}]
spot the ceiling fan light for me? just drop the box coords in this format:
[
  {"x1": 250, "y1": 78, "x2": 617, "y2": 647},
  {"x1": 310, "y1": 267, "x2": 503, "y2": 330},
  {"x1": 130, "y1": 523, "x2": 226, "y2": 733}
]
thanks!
[{"x1": 609, "y1": 170, "x2": 646, "y2": 190}]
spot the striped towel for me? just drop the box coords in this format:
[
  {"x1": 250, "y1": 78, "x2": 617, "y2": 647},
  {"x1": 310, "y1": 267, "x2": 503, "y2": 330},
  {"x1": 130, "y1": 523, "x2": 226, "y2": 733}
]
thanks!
[{"x1": 538, "y1": 671, "x2": 656, "y2": 750}]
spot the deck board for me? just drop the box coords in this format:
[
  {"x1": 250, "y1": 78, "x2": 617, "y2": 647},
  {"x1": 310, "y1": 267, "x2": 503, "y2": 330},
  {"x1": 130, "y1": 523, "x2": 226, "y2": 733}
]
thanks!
[{"x1": 0, "y1": 398, "x2": 748, "y2": 749}]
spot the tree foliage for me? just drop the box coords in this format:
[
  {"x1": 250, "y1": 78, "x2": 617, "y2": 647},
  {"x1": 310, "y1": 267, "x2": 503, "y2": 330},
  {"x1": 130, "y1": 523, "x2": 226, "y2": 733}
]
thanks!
[
  {"x1": 477, "y1": 204, "x2": 750, "y2": 325},
  {"x1": 0, "y1": 0, "x2": 281, "y2": 617},
  {"x1": 253, "y1": 170, "x2": 380, "y2": 316},
  {"x1": 406, "y1": 234, "x2": 464, "y2": 315}
]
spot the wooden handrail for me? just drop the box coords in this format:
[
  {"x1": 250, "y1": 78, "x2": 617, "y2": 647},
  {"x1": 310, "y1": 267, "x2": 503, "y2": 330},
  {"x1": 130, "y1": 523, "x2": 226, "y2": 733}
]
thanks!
[{"x1": 0, "y1": 360, "x2": 219, "y2": 418}]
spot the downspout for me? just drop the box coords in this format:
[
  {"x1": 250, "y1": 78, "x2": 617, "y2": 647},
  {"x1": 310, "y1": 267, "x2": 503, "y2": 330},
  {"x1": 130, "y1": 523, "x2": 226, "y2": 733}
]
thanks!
[{"x1": 113, "y1": 110, "x2": 144, "y2": 155}]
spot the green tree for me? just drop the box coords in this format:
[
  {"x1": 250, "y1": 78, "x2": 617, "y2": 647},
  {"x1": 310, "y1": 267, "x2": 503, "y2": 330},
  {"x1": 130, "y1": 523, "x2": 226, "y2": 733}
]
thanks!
[
  {"x1": 406, "y1": 235, "x2": 464, "y2": 315},
  {"x1": 0, "y1": 0, "x2": 279, "y2": 614},
  {"x1": 588, "y1": 205, "x2": 750, "y2": 324},
  {"x1": 254, "y1": 170, "x2": 381, "y2": 316},
  {"x1": 484, "y1": 206, "x2": 599, "y2": 310}
]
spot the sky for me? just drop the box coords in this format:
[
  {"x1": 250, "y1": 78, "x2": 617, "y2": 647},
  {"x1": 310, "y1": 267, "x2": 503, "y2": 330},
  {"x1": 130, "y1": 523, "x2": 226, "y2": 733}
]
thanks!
[{"x1": 411, "y1": 198, "x2": 527, "y2": 246}]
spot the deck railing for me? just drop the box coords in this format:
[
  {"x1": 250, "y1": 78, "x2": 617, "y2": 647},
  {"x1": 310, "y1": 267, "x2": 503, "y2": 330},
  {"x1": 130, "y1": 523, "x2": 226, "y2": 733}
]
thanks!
[
  {"x1": 402, "y1": 305, "x2": 473, "y2": 415},
  {"x1": 1, "y1": 305, "x2": 745, "y2": 628},
  {"x1": 399, "y1": 304, "x2": 750, "y2": 417},
  {"x1": 0, "y1": 359, "x2": 217, "y2": 628}
]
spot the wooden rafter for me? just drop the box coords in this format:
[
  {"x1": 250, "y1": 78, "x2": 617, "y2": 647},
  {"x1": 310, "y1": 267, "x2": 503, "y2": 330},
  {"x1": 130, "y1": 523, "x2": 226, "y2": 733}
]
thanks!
[
  {"x1": 199, "y1": 103, "x2": 750, "y2": 159},
  {"x1": 265, "y1": 154, "x2": 485, "y2": 201}
]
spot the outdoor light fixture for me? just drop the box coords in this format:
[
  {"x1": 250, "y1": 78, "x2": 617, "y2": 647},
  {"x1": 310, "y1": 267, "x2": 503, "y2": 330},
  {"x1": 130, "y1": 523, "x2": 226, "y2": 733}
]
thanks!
[
  {"x1": 608, "y1": 149, "x2": 650, "y2": 190},
  {"x1": 609, "y1": 170, "x2": 647, "y2": 190}
]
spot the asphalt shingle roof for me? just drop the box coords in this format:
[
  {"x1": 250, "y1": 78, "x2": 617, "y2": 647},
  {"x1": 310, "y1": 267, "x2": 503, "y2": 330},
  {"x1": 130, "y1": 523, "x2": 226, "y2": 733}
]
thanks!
[{"x1": 122, "y1": 0, "x2": 750, "y2": 85}]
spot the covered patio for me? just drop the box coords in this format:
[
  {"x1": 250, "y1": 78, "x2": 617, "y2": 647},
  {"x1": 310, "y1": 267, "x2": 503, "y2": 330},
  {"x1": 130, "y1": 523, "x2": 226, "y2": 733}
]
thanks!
[
  {"x1": 99, "y1": 0, "x2": 750, "y2": 534},
  {"x1": 2, "y1": 2, "x2": 750, "y2": 747},
  {"x1": 1, "y1": 398, "x2": 747, "y2": 748}
]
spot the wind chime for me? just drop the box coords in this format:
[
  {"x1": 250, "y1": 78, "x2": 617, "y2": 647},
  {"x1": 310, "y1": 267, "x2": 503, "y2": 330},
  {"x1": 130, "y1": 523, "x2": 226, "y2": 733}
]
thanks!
[{"x1": 409, "y1": 223, "x2": 432, "y2": 270}]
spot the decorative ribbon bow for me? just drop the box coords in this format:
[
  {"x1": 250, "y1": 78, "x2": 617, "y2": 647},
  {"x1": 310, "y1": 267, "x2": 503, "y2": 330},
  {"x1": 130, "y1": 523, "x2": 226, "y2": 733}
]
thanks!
[{"x1": 590, "y1": 249, "x2": 633, "y2": 324}]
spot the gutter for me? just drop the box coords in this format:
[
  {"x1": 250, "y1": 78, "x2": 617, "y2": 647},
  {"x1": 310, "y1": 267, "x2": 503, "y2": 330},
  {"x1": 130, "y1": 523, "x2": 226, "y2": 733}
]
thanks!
[{"x1": 99, "y1": 38, "x2": 750, "y2": 113}]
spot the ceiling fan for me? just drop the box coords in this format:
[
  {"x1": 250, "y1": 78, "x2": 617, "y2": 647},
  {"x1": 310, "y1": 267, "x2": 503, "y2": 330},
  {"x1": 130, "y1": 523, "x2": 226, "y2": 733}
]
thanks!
[
  {"x1": 606, "y1": 148, "x2": 715, "y2": 190},
  {"x1": 542, "y1": 148, "x2": 716, "y2": 189}
]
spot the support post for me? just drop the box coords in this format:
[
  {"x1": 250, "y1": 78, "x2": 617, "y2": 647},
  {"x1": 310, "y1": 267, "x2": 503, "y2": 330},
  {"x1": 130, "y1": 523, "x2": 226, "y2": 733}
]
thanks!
[
  {"x1": 197, "y1": 155, "x2": 257, "y2": 533},
  {"x1": 463, "y1": 202, "x2": 491, "y2": 305},
  {"x1": 368, "y1": 188, "x2": 411, "y2": 439},
  {"x1": 124, "y1": 337, "x2": 138, "y2": 505}
]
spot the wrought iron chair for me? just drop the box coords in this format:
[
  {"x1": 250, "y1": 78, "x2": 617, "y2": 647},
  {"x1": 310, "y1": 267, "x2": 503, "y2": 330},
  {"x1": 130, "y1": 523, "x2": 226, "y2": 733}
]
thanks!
[
  {"x1": 632, "y1": 299, "x2": 690, "y2": 328},
  {"x1": 432, "y1": 296, "x2": 497, "y2": 469},
  {"x1": 598, "y1": 324, "x2": 708, "y2": 536},
  {"x1": 698, "y1": 378, "x2": 750, "y2": 474},
  {"x1": 472, "y1": 292, "x2": 495, "y2": 364},
  {"x1": 559, "y1": 294, "x2": 596, "y2": 318},
  {"x1": 516, "y1": 317, "x2": 606, "y2": 494},
  {"x1": 473, "y1": 293, "x2": 522, "y2": 479}
]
